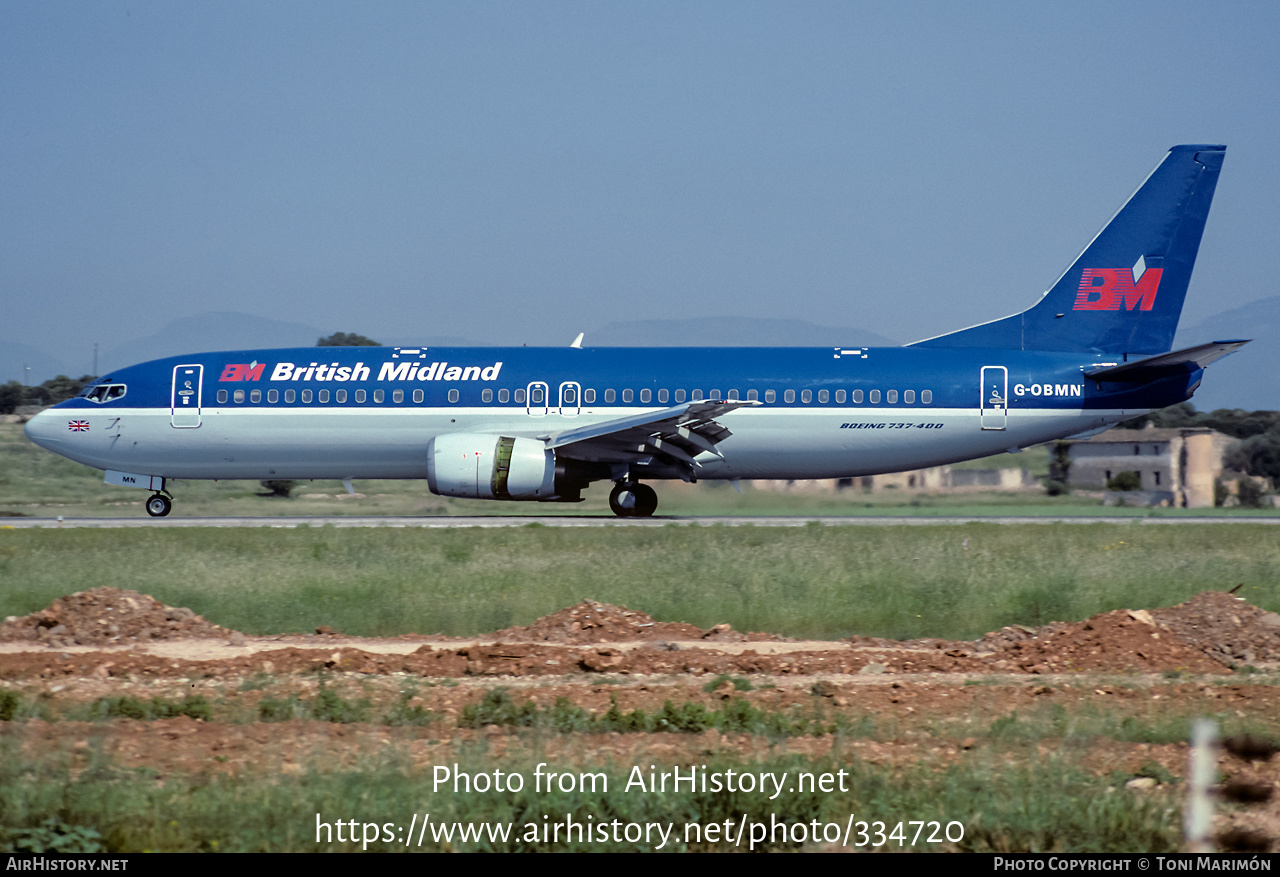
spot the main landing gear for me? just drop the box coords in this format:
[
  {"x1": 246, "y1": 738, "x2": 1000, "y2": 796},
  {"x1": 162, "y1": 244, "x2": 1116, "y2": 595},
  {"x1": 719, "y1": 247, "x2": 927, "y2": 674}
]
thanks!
[
  {"x1": 609, "y1": 480, "x2": 657, "y2": 518},
  {"x1": 146, "y1": 492, "x2": 173, "y2": 517}
]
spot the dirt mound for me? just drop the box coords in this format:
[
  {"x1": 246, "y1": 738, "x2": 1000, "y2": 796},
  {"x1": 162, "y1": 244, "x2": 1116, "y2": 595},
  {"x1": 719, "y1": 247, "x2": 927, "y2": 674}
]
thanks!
[
  {"x1": 0, "y1": 587, "x2": 235, "y2": 647},
  {"x1": 1151, "y1": 591, "x2": 1280, "y2": 667},
  {"x1": 490, "y1": 600, "x2": 772, "y2": 644}
]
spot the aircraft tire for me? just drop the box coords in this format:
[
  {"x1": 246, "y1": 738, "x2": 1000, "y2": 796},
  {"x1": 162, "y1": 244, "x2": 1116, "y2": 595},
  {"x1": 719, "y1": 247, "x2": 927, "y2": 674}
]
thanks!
[
  {"x1": 146, "y1": 494, "x2": 172, "y2": 517},
  {"x1": 633, "y1": 483, "x2": 658, "y2": 517},
  {"x1": 608, "y1": 483, "x2": 637, "y2": 517}
]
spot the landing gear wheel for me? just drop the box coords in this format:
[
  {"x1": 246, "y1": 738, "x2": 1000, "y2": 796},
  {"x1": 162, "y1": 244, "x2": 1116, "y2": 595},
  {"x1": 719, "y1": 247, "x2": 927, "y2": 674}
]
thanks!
[
  {"x1": 146, "y1": 493, "x2": 172, "y2": 517},
  {"x1": 609, "y1": 482, "x2": 658, "y2": 517}
]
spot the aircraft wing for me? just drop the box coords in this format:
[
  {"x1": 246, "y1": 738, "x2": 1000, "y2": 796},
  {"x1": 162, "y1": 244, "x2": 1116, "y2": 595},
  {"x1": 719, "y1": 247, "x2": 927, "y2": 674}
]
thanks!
[
  {"x1": 543, "y1": 400, "x2": 760, "y2": 469},
  {"x1": 1083, "y1": 340, "x2": 1250, "y2": 382}
]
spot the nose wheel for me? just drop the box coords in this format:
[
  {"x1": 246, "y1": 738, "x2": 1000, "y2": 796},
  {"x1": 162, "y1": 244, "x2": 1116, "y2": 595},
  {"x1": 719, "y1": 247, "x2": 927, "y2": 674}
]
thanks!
[
  {"x1": 146, "y1": 493, "x2": 173, "y2": 517},
  {"x1": 609, "y1": 481, "x2": 657, "y2": 517}
]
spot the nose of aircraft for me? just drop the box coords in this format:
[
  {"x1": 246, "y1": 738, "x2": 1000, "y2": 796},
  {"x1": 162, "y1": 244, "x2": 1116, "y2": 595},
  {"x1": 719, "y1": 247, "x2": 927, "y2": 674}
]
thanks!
[{"x1": 23, "y1": 408, "x2": 65, "y2": 453}]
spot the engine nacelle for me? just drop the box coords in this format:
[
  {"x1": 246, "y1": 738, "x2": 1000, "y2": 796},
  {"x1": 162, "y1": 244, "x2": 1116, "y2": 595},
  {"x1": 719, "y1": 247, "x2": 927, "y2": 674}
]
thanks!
[{"x1": 426, "y1": 434, "x2": 557, "y2": 500}]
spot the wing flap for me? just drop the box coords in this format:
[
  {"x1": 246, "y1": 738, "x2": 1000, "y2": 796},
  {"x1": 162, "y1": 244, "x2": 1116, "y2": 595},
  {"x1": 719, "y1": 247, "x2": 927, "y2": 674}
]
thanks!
[{"x1": 546, "y1": 399, "x2": 759, "y2": 469}]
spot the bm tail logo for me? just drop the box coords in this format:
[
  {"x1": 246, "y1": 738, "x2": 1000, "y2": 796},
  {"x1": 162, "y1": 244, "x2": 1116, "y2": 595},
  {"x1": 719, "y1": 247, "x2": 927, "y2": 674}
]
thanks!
[
  {"x1": 1073, "y1": 256, "x2": 1163, "y2": 311},
  {"x1": 219, "y1": 362, "x2": 265, "y2": 382}
]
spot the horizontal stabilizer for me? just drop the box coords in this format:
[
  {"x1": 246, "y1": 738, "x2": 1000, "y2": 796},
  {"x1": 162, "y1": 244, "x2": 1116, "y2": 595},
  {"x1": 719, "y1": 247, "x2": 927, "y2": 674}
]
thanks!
[{"x1": 1083, "y1": 340, "x2": 1249, "y2": 382}]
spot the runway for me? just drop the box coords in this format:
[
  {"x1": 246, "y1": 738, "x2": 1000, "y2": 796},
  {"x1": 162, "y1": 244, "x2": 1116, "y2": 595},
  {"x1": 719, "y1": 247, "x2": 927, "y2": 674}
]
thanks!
[{"x1": 4, "y1": 514, "x2": 1280, "y2": 528}]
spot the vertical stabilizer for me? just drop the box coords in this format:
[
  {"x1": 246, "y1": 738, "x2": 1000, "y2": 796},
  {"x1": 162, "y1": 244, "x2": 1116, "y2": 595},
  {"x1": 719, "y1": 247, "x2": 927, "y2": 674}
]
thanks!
[{"x1": 911, "y1": 145, "x2": 1225, "y2": 354}]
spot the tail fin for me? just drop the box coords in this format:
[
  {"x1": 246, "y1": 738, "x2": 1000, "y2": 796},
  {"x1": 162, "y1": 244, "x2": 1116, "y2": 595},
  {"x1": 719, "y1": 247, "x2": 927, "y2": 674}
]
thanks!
[{"x1": 911, "y1": 145, "x2": 1225, "y2": 355}]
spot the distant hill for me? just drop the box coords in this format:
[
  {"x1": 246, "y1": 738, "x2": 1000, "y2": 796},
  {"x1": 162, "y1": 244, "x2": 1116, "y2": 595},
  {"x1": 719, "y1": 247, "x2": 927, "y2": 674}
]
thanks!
[
  {"x1": 1175, "y1": 296, "x2": 1280, "y2": 411},
  {"x1": 0, "y1": 340, "x2": 74, "y2": 385},
  {"x1": 587, "y1": 317, "x2": 897, "y2": 348}
]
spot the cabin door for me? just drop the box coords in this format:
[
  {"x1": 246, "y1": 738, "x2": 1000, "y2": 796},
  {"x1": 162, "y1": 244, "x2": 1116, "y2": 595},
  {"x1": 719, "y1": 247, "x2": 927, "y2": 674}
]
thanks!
[
  {"x1": 980, "y1": 366, "x2": 1007, "y2": 431},
  {"x1": 170, "y1": 364, "x2": 203, "y2": 428},
  {"x1": 526, "y1": 381, "x2": 549, "y2": 417},
  {"x1": 558, "y1": 381, "x2": 581, "y2": 417}
]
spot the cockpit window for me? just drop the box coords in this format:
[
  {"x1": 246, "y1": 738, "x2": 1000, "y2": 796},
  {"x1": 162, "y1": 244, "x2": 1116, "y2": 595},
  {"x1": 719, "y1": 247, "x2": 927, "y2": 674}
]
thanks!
[{"x1": 84, "y1": 383, "x2": 127, "y2": 403}]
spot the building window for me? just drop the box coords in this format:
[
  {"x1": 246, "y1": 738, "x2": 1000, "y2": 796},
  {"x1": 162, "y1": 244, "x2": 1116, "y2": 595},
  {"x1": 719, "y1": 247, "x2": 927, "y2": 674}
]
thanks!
[
  {"x1": 1154, "y1": 471, "x2": 1161, "y2": 486},
  {"x1": 1134, "y1": 445, "x2": 1140, "y2": 456}
]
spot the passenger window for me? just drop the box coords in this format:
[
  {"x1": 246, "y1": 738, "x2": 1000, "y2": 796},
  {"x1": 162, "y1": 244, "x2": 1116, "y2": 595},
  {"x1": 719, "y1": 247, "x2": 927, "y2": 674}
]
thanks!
[
  {"x1": 904, "y1": 389, "x2": 915, "y2": 404},
  {"x1": 499, "y1": 389, "x2": 510, "y2": 403},
  {"x1": 853, "y1": 389, "x2": 864, "y2": 403},
  {"x1": 622, "y1": 389, "x2": 633, "y2": 403},
  {"x1": 870, "y1": 389, "x2": 881, "y2": 404},
  {"x1": 285, "y1": 389, "x2": 297, "y2": 403},
  {"x1": 764, "y1": 390, "x2": 775, "y2": 403},
  {"x1": 515, "y1": 389, "x2": 526, "y2": 403},
  {"x1": 728, "y1": 389, "x2": 738, "y2": 401},
  {"x1": 887, "y1": 390, "x2": 898, "y2": 404},
  {"x1": 747, "y1": 389, "x2": 758, "y2": 401},
  {"x1": 234, "y1": 389, "x2": 245, "y2": 403},
  {"x1": 268, "y1": 389, "x2": 279, "y2": 403},
  {"x1": 640, "y1": 388, "x2": 651, "y2": 403},
  {"x1": 658, "y1": 389, "x2": 668, "y2": 403},
  {"x1": 818, "y1": 389, "x2": 829, "y2": 403},
  {"x1": 710, "y1": 389, "x2": 721, "y2": 400},
  {"x1": 412, "y1": 389, "x2": 422, "y2": 403},
  {"x1": 392, "y1": 389, "x2": 403, "y2": 403},
  {"x1": 922, "y1": 389, "x2": 932, "y2": 404},
  {"x1": 692, "y1": 390, "x2": 703, "y2": 401},
  {"x1": 835, "y1": 389, "x2": 845, "y2": 403},
  {"x1": 251, "y1": 389, "x2": 262, "y2": 403},
  {"x1": 605, "y1": 389, "x2": 616, "y2": 403},
  {"x1": 355, "y1": 389, "x2": 365, "y2": 403},
  {"x1": 532, "y1": 387, "x2": 545, "y2": 404},
  {"x1": 373, "y1": 389, "x2": 384, "y2": 403},
  {"x1": 337, "y1": 389, "x2": 347, "y2": 403},
  {"x1": 318, "y1": 389, "x2": 329, "y2": 403},
  {"x1": 784, "y1": 389, "x2": 795, "y2": 403},
  {"x1": 801, "y1": 389, "x2": 812, "y2": 403},
  {"x1": 448, "y1": 389, "x2": 459, "y2": 403},
  {"x1": 217, "y1": 389, "x2": 228, "y2": 404},
  {"x1": 584, "y1": 389, "x2": 595, "y2": 403},
  {"x1": 675, "y1": 389, "x2": 686, "y2": 403},
  {"x1": 301, "y1": 389, "x2": 312, "y2": 403},
  {"x1": 482, "y1": 389, "x2": 493, "y2": 402},
  {"x1": 564, "y1": 387, "x2": 577, "y2": 404}
]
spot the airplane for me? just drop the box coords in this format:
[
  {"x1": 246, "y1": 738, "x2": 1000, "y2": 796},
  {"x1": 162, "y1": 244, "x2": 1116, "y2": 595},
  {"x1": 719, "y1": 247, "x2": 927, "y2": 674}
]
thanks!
[{"x1": 24, "y1": 144, "x2": 1246, "y2": 518}]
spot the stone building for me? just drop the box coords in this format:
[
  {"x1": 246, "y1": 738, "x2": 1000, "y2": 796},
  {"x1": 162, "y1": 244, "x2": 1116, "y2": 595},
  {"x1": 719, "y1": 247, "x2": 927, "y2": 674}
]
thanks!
[{"x1": 1060, "y1": 425, "x2": 1234, "y2": 508}]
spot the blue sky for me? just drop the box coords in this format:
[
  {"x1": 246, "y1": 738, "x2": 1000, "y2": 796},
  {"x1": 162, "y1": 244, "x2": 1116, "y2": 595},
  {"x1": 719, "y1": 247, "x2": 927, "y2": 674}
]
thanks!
[{"x1": 3, "y1": 1, "x2": 1278, "y2": 363}]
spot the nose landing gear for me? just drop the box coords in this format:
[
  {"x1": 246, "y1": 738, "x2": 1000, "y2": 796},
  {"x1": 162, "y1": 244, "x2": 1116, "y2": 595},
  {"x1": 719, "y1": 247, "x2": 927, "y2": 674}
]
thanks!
[
  {"x1": 145, "y1": 492, "x2": 173, "y2": 517},
  {"x1": 609, "y1": 480, "x2": 657, "y2": 517}
]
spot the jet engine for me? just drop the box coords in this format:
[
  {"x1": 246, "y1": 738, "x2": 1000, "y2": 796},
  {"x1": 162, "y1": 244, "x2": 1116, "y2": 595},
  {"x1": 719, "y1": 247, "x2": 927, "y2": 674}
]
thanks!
[{"x1": 426, "y1": 434, "x2": 559, "y2": 500}]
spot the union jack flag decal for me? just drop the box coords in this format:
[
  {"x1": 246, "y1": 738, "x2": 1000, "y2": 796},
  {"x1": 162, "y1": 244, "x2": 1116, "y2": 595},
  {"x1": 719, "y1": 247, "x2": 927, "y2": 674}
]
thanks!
[{"x1": 68, "y1": 420, "x2": 89, "y2": 432}]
